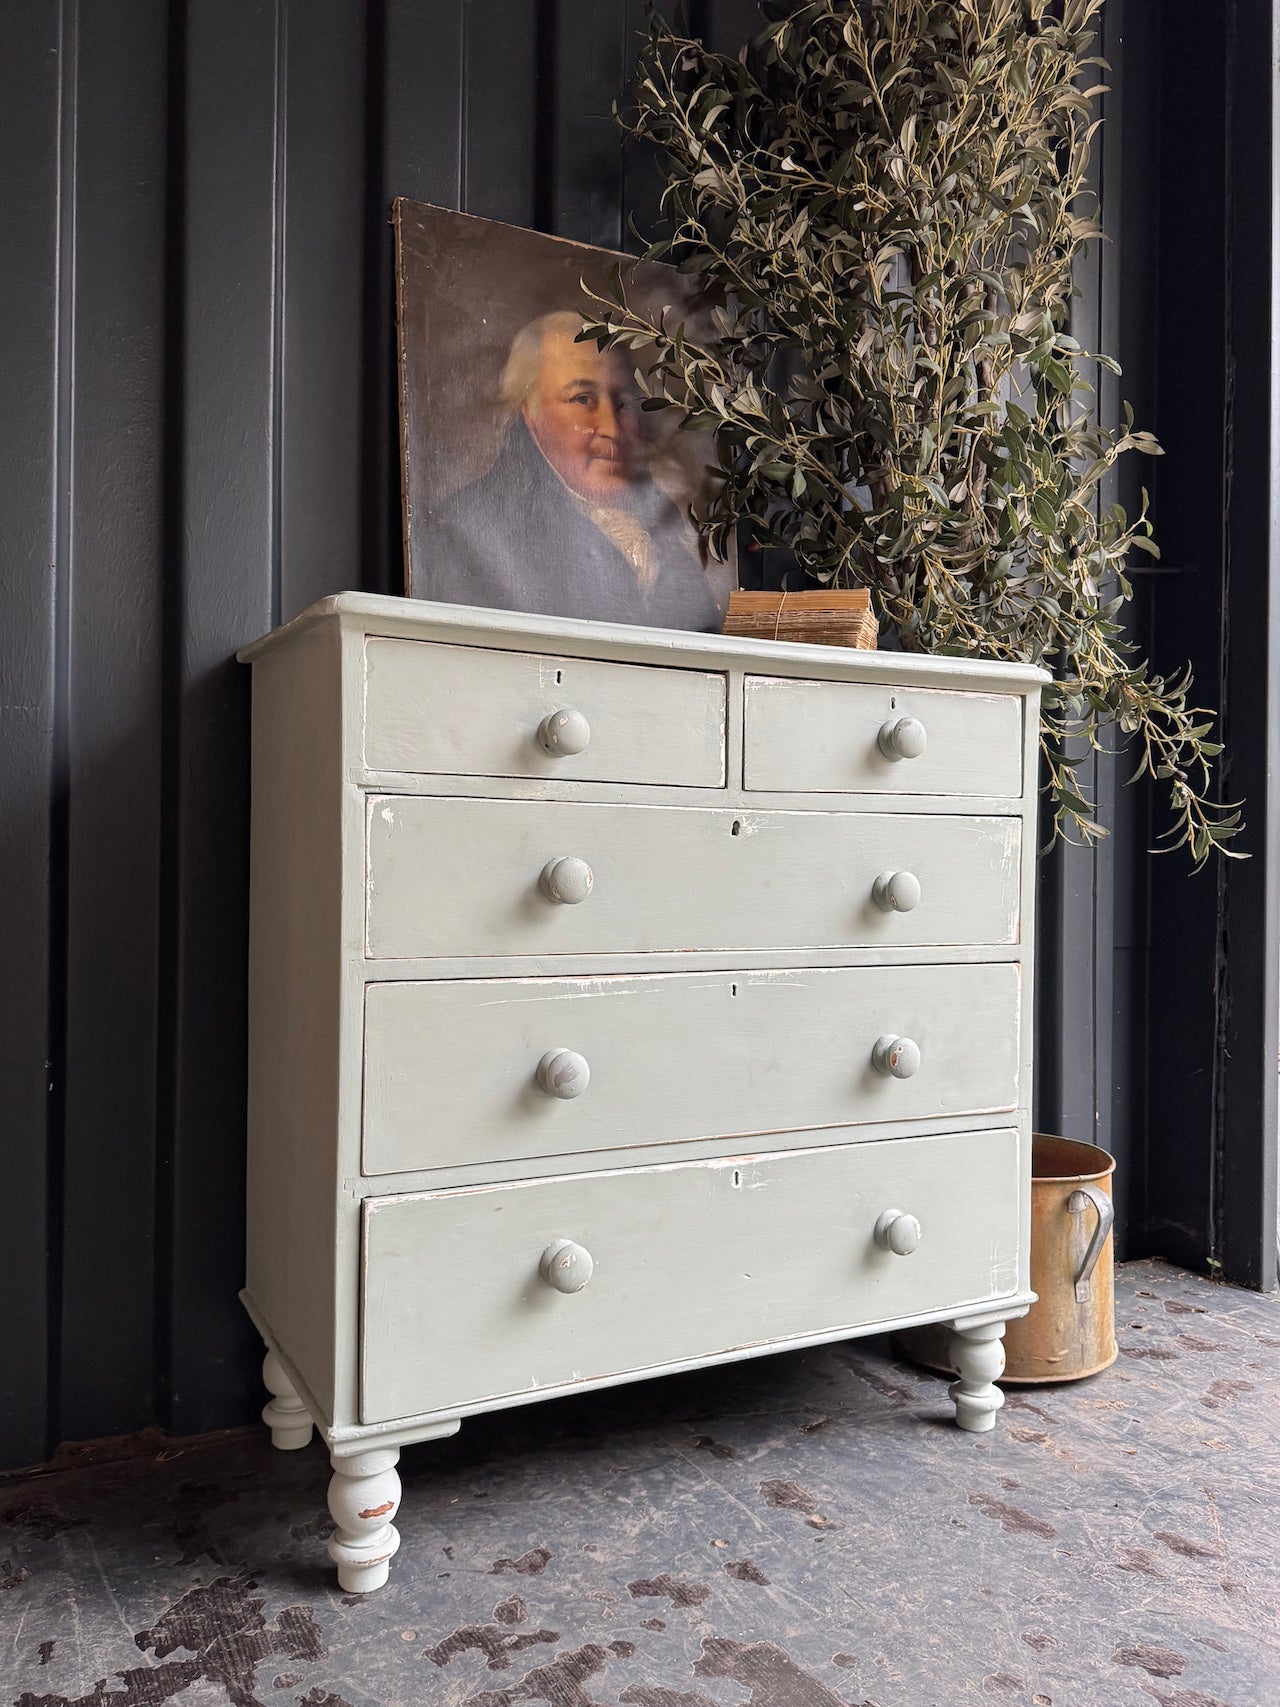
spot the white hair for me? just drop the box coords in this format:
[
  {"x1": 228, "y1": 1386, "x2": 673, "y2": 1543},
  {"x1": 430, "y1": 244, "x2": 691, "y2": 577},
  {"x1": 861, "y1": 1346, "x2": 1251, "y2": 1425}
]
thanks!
[{"x1": 497, "y1": 310, "x2": 591, "y2": 413}]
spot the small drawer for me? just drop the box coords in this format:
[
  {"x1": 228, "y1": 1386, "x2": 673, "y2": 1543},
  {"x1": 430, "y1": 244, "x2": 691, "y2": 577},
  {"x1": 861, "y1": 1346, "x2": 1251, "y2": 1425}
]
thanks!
[
  {"x1": 361, "y1": 962, "x2": 1020, "y2": 1176},
  {"x1": 363, "y1": 637, "x2": 727, "y2": 786},
  {"x1": 359, "y1": 1127, "x2": 1021, "y2": 1423},
  {"x1": 366, "y1": 796, "x2": 1021, "y2": 959},
  {"x1": 744, "y1": 676, "x2": 1022, "y2": 796}
]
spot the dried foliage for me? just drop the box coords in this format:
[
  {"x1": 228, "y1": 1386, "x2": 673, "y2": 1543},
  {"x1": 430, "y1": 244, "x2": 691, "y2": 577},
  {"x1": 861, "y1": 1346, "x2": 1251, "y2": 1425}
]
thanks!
[{"x1": 583, "y1": 0, "x2": 1241, "y2": 863}]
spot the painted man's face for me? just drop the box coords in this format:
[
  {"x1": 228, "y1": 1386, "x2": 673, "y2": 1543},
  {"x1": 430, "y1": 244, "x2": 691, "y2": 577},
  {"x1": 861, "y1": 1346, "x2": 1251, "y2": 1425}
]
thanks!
[{"x1": 523, "y1": 327, "x2": 644, "y2": 505}]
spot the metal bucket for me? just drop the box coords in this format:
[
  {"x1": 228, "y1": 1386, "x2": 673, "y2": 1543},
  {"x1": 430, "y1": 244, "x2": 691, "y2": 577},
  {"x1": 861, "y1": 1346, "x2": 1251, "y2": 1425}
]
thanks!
[{"x1": 895, "y1": 1135, "x2": 1117, "y2": 1385}]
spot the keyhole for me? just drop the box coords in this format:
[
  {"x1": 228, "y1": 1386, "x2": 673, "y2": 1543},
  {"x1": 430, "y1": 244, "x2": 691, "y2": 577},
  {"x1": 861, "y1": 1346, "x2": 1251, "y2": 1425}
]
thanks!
[
  {"x1": 555, "y1": 669, "x2": 563, "y2": 685},
  {"x1": 731, "y1": 820, "x2": 742, "y2": 836},
  {"x1": 732, "y1": 1170, "x2": 742, "y2": 1188},
  {"x1": 731, "y1": 983, "x2": 737, "y2": 996},
  {"x1": 889, "y1": 695, "x2": 897, "y2": 710}
]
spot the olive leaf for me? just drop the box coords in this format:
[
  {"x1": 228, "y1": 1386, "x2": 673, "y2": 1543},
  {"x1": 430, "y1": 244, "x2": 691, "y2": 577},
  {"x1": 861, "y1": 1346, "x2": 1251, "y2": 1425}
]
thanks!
[{"x1": 582, "y1": 0, "x2": 1242, "y2": 866}]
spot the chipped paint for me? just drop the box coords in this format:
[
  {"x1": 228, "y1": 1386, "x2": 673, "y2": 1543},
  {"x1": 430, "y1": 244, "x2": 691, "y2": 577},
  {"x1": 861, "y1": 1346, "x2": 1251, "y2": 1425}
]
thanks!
[
  {"x1": 627, "y1": 1575, "x2": 710, "y2": 1609},
  {"x1": 759, "y1": 1479, "x2": 819, "y2": 1516},
  {"x1": 491, "y1": 1547, "x2": 553, "y2": 1577},
  {"x1": 966, "y1": 1492, "x2": 1057, "y2": 1539},
  {"x1": 695, "y1": 1636, "x2": 851, "y2": 1706},
  {"x1": 427, "y1": 1622, "x2": 559, "y2": 1672},
  {"x1": 9, "y1": 1575, "x2": 325, "y2": 1707}
]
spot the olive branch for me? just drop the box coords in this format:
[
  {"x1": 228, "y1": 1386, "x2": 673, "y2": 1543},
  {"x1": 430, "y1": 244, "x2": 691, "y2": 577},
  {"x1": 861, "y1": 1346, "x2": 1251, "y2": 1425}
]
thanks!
[{"x1": 582, "y1": 0, "x2": 1242, "y2": 864}]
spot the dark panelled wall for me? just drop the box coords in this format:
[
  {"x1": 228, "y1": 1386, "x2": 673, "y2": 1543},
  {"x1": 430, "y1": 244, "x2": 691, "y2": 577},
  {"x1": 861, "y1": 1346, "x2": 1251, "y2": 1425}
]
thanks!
[{"x1": 1, "y1": 0, "x2": 1274, "y2": 1473}]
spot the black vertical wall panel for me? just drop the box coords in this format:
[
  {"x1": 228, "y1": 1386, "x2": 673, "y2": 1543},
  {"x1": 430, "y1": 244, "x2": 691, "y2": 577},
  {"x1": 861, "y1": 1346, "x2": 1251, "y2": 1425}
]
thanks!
[
  {"x1": 1143, "y1": 11, "x2": 1233, "y2": 1275},
  {"x1": 1212, "y1": 0, "x2": 1280, "y2": 1289},
  {"x1": 462, "y1": 0, "x2": 539, "y2": 226},
  {"x1": 548, "y1": 0, "x2": 629, "y2": 247},
  {"x1": 0, "y1": 3, "x2": 64, "y2": 1471},
  {"x1": 369, "y1": 0, "x2": 466, "y2": 599},
  {"x1": 1212, "y1": 1, "x2": 1280, "y2": 1287},
  {"x1": 1144, "y1": 0, "x2": 1278, "y2": 1289},
  {"x1": 1030, "y1": 0, "x2": 1162, "y2": 1260},
  {"x1": 383, "y1": 1, "x2": 465, "y2": 211},
  {"x1": 1143, "y1": 12, "x2": 1228, "y2": 1272},
  {"x1": 278, "y1": 3, "x2": 368, "y2": 620},
  {"x1": 161, "y1": 0, "x2": 283, "y2": 1435},
  {"x1": 58, "y1": 0, "x2": 169, "y2": 1442}
]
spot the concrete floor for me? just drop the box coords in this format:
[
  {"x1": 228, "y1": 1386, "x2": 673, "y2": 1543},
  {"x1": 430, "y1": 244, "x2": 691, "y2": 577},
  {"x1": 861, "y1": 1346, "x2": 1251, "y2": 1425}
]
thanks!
[{"x1": 2, "y1": 1259, "x2": 1278, "y2": 1707}]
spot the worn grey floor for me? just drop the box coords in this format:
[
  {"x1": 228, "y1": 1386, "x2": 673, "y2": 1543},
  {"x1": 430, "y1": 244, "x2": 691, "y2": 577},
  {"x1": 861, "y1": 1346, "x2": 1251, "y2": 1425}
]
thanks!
[{"x1": 2, "y1": 1259, "x2": 1278, "y2": 1707}]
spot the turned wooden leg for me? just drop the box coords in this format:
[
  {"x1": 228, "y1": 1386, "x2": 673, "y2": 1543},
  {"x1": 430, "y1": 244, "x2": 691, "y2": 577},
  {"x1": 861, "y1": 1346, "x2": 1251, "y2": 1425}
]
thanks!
[
  {"x1": 948, "y1": 1317, "x2": 1006, "y2": 1433},
  {"x1": 262, "y1": 1351, "x2": 313, "y2": 1450},
  {"x1": 327, "y1": 1447, "x2": 401, "y2": 1593}
]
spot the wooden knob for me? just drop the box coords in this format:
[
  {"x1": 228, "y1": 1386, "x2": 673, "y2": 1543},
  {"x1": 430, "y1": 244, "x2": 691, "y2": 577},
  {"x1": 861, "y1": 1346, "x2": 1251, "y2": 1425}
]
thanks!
[
  {"x1": 877, "y1": 715, "x2": 927, "y2": 760},
  {"x1": 874, "y1": 1209, "x2": 922, "y2": 1256},
  {"x1": 872, "y1": 1034, "x2": 921, "y2": 1079},
  {"x1": 540, "y1": 1239, "x2": 594, "y2": 1293},
  {"x1": 538, "y1": 707, "x2": 591, "y2": 757},
  {"x1": 536, "y1": 1048, "x2": 590, "y2": 1099},
  {"x1": 540, "y1": 856, "x2": 594, "y2": 905},
  {"x1": 873, "y1": 870, "x2": 921, "y2": 913}
]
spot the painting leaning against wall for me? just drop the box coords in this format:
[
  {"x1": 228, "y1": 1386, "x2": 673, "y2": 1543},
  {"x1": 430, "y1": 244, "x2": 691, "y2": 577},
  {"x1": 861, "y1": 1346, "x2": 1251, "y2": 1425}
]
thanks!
[{"x1": 394, "y1": 199, "x2": 734, "y2": 633}]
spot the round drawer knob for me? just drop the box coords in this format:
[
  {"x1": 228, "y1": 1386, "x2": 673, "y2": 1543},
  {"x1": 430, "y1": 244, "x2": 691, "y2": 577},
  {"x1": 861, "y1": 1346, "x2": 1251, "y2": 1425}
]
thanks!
[
  {"x1": 877, "y1": 715, "x2": 927, "y2": 760},
  {"x1": 874, "y1": 1209, "x2": 922, "y2": 1256},
  {"x1": 540, "y1": 856, "x2": 594, "y2": 905},
  {"x1": 873, "y1": 870, "x2": 921, "y2": 913},
  {"x1": 538, "y1": 707, "x2": 591, "y2": 757},
  {"x1": 540, "y1": 1239, "x2": 594, "y2": 1293},
  {"x1": 872, "y1": 1034, "x2": 921, "y2": 1079},
  {"x1": 536, "y1": 1048, "x2": 591, "y2": 1099}
]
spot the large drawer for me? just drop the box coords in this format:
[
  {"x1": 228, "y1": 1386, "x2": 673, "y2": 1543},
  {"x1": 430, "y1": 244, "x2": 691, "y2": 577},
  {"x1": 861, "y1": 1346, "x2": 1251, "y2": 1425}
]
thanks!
[
  {"x1": 366, "y1": 796, "x2": 1021, "y2": 959},
  {"x1": 360, "y1": 1127, "x2": 1021, "y2": 1423},
  {"x1": 363, "y1": 637, "x2": 727, "y2": 786},
  {"x1": 362, "y1": 962, "x2": 1020, "y2": 1175},
  {"x1": 744, "y1": 675, "x2": 1023, "y2": 796}
]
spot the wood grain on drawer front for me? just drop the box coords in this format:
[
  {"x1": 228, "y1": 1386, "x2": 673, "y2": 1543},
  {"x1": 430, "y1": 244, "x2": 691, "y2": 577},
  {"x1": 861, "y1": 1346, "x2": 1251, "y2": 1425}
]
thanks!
[
  {"x1": 360, "y1": 1127, "x2": 1021, "y2": 1423},
  {"x1": 744, "y1": 676, "x2": 1022, "y2": 796},
  {"x1": 366, "y1": 796, "x2": 1020, "y2": 957},
  {"x1": 364, "y1": 637, "x2": 726, "y2": 785},
  {"x1": 362, "y1": 962, "x2": 1019, "y2": 1175}
]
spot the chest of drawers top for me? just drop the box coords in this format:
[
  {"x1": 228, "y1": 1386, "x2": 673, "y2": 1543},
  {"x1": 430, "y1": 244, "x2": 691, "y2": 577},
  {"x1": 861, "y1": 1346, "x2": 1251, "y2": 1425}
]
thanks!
[{"x1": 239, "y1": 592, "x2": 1046, "y2": 806}]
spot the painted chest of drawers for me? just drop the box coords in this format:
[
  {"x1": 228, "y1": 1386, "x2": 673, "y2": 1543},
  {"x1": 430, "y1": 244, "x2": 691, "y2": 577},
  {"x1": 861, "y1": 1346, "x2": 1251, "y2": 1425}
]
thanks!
[{"x1": 237, "y1": 594, "x2": 1046, "y2": 1592}]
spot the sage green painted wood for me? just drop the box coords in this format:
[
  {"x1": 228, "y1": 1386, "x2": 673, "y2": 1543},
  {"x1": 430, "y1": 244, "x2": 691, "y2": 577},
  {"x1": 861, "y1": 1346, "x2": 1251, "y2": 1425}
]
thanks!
[
  {"x1": 364, "y1": 797, "x2": 1021, "y2": 959},
  {"x1": 363, "y1": 637, "x2": 727, "y2": 786},
  {"x1": 744, "y1": 676, "x2": 1023, "y2": 796},
  {"x1": 359, "y1": 1128, "x2": 1021, "y2": 1424},
  {"x1": 242, "y1": 623, "x2": 345, "y2": 1418},
  {"x1": 361, "y1": 962, "x2": 1020, "y2": 1176}
]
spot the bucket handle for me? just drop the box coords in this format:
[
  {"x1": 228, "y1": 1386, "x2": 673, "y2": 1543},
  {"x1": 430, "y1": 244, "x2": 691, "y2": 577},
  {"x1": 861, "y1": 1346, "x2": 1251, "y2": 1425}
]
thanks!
[{"x1": 1067, "y1": 1184, "x2": 1114, "y2": 1303}]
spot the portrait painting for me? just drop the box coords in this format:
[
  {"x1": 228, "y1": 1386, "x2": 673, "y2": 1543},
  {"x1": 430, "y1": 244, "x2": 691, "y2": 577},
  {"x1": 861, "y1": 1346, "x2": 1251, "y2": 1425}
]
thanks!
[{"x1": 394, "y1": 200, "x2": 734, "y2": 632}]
